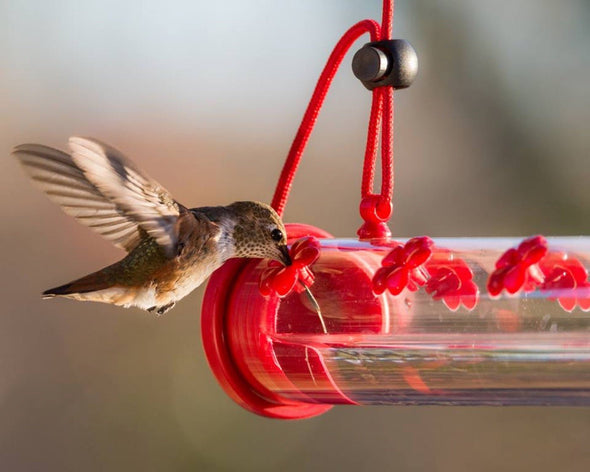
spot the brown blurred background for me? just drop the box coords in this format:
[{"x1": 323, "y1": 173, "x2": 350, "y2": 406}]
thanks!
[{"x1": 1, "y1": 1, "x2": 589, "y2": 470}]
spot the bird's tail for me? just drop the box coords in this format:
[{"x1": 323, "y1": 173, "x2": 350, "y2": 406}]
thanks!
[{"x1": 42, "y1": 269, "x2": 131, "y2": 306}]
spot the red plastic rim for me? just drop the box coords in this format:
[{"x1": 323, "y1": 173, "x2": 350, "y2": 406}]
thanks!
[{"x1": 201, "y1": 223, "x2": 334, "y2": 419}]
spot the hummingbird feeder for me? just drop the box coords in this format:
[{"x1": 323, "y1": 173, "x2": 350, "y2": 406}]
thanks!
[{"x1": 201, "y1": 0, "x2": 590, "y2": 419}]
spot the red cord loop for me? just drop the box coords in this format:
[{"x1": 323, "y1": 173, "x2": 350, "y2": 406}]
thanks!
[
  {"x1": 358, "y1": 195, "x2": 392, "y2": 240},
  {"x1": 271, "y1": 0, "x2": 395, "y2": 241}
]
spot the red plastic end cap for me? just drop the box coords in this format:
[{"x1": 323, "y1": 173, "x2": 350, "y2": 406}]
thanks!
[{"x1": 201, "y1": 223, "x2": 334, "y2": 419}]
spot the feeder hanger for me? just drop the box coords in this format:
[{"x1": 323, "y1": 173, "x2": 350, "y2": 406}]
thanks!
[
  {"x1": 353, "y1": 38, "x2": 417, "y2": 240},
  {"x1": 270, "y1": 0, "x2": 418, "y2": 241}
]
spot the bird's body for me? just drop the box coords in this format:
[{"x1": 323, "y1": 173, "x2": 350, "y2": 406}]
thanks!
[
  {"x1": 13, "y1": 137, "x2": 290, "y2": 314},
  {"x1": 45, "y1": 216, "x2": 216, "y2": 314}
]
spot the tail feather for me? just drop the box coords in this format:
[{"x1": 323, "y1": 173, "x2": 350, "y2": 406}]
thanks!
[
  {"x1": 42, "y1": 268, "x2": 147, "y2": 308},
  {"x1": 43, "y1": 270, "x2": 112, "y2": 296},
  {"x1": 42, "y1": 270, "x2": 118, "y2": 302},
  {"x1": 43, "y1": 282, "x2": 79, "y2": 298}
]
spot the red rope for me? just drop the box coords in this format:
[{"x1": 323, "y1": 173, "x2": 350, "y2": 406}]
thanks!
[
  {"x1": 361, "y1": 87, "x2": 383, "y2": 197},
  {"x1": 270, "y1": 19, "x2": 380, "y2": 215},
  {"x1": 271, "y1": 0, "x2": 395, "y2": 240},
  {"x1": 381, "y1": 0, "x2": 394, "y2": 40}
]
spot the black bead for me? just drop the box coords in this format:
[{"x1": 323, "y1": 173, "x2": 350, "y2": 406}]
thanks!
[{"x1": 352, "y1": 39, "x2": 418, "y2": 90}]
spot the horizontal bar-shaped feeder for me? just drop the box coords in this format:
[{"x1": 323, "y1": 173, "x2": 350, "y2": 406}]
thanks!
[{"x1": 202, "y1": 225, "x2": 590, "y2": 418}]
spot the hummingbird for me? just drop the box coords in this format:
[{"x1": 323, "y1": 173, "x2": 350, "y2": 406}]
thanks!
[{"x1": 12, "y1": 137, "x2": 291, "y2": 315}]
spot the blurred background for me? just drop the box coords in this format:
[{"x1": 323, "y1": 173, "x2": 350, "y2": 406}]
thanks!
[{"x1": 1, "y1": 0, "x2": 589, "y2": 470}]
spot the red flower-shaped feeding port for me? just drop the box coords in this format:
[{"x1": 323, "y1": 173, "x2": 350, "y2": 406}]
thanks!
[
  {"x1": 539, "y1": 252, "x2": 590, "y2": 312},
  {"x1": 372, "y1": 236, "x2": 434, "y2": 296},
  {"x1": 487, "y1": 235, "x2": 548, "y2": 297},
  {"x1": 425, "y1": 251, "x2": 479, "y2": 311},
  {"x1": 487, "y1": 235, "x2": 590, "y2": 312},
  {"x1": 259, "y1": 237, "x2": 321, "y2": 297},
  {"x1": 372, "y1": 237, "x2": 479, "y2": 311}
]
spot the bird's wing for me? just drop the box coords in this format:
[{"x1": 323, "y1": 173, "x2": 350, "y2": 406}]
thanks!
[
  {"x1": 13, "y1": 143, "x2": 144, "y2": 252},
  {"x1": 13, "y1": 138, "x2": 182, "y2": 257},
  {"x1": 67, "y1": 137, "x2": 181, "y2": 257}
]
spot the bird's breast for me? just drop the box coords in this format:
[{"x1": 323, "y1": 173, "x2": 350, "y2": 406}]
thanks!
[{"x1": 151, "y1": 247, "x2": 225, "y2": 305}]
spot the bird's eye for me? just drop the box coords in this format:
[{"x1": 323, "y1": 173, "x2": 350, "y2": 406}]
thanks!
[{"x1": 270, "y1": 228, "x2": 283, "y2": 242}]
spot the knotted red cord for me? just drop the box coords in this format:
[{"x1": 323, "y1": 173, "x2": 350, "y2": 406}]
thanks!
[{"x1": 271, "y1": 0, "x2": 395, "y2": 240}]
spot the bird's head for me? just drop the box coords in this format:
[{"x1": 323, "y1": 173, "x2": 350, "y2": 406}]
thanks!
[{"x1": 228, "y1": 201, "x2": 291, "y2": 265}]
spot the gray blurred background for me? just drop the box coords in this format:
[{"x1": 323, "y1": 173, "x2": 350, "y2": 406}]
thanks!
[{"x1": 1, "y1": 1, "x2": 589, "y2": 470}]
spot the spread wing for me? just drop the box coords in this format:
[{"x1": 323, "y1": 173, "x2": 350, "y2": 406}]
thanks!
[
  {"x1": 68, "y1": 137, "x2": 180, "y2": 256},
  {"x1": 13, "y1": 137, "x2": 182, "y2": 257}
]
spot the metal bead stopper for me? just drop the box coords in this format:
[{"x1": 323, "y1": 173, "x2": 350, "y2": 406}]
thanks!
[
  {"x1": 351, "y1": 47, "x2": 389, "y2": 83},
  {"x1": 352, "y1": 39, "x2": 418, "y2": 91}
]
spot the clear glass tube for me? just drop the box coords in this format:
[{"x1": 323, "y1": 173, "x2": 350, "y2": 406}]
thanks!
[{"x1": 224, "y1": 237, "x2": 590, "y2": 407}]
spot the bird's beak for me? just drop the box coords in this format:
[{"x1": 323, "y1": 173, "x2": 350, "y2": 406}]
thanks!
[{"x1": 279, "y1": 245, "x2": 292, "y2": 266}]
